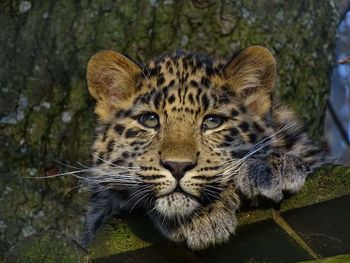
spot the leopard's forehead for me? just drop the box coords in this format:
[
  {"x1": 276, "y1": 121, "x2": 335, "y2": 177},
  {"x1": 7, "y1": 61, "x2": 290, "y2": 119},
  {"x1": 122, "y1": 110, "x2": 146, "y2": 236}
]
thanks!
[
  {"x1": 144, "y1": 50, "x2": 224, "y2": 82},
  {"x1": 140, "y1": 50, "x2": 226, "y2": 90},
  {"x1": 129, "y1": 51, "x2": 237, "y2": 123}
]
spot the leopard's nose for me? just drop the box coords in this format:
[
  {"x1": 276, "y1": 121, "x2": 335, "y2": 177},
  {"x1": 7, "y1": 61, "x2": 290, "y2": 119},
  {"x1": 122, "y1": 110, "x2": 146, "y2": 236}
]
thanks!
[{"x1": 161, "y1": 161, "x2": 196, "y2": 180}]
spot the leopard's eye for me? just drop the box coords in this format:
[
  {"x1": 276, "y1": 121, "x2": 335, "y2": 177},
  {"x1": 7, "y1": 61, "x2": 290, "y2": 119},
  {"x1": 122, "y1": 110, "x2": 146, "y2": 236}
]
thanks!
[
  {"x1": 138, "y1": 112, "x2": 159, "y2": 128},
  {"x1": 202, "y1": 115, "x2": 224, "y2": 130}
]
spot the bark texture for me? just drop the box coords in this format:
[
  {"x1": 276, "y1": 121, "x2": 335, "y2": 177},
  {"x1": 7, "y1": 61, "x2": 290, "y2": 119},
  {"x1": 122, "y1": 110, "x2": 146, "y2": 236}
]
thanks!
[{"x1": 0, "y1": 0, "x2": 342, "y2": 258}]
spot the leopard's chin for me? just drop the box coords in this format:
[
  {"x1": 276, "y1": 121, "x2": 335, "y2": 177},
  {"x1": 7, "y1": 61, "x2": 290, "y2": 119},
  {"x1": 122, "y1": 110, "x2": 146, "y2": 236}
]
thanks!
[{"x1": 155, "y1": 192, "x2": 200, "y2": 218}]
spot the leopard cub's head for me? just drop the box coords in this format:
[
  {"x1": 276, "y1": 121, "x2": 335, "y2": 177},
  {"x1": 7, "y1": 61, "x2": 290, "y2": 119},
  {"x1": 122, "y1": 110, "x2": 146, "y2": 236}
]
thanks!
[{"x1": 86, "y1": 46, "x2": 276, "y2": 219}]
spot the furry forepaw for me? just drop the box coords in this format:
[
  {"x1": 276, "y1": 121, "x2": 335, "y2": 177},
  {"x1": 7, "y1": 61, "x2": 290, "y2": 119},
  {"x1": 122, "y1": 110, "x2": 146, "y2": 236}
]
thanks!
[
  {"x1": 236, "y1": 155, "x2": 309, "y2": 204},
  {"x1": 184, "y1": 207, "x2": 237, "y2": 250},
  {"x1": 151, "y1": 187, "x2": 239, "y2": 250},
  {"x1": 153, "y1": 207, "x2": 237, "y2": 250}
]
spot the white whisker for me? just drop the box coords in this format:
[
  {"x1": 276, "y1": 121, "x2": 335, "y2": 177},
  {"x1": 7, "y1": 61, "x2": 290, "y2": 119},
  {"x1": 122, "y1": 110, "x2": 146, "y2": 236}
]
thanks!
[
  {"x1": 129, "y1": 189, "x2": 153, "y2": 212},
  {"x1": 91, "y1": 154, "x2": 141, "y2": 171}
]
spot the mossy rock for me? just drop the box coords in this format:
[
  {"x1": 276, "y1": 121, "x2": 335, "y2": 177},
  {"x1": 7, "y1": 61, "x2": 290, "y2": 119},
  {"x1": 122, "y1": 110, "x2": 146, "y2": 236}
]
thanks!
[{"x1": 5, "y1": 230, "x2": 87, "y2": 263}]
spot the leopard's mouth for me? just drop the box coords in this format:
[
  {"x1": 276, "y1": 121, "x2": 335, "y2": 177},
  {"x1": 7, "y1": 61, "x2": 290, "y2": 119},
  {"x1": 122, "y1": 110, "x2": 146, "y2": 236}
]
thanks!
[
  {"x1": 154, "y1": 191, "x2": 200, "y2": 218},
  {"x1": 159, "y1": 185, "x2": 199, "y2": 201}
]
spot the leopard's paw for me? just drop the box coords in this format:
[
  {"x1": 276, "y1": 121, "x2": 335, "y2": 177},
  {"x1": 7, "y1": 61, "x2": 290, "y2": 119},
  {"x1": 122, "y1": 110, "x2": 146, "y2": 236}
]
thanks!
[{"x1": 183, "y1": 207, "x2": 237, "y2": 250}]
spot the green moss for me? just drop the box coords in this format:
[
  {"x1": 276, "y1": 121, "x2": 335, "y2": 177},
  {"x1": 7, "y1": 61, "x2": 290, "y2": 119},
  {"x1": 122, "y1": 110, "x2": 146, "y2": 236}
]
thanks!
[
  {"x1": 299, "y1": 254, "x2": 350, "y2": 263},
  {"x1": 5, "y1": 231, "x2": 86, "y2": 263},
  {"x1": 27, "y1": 111, "x2": 48, "y2": 143},
  {"x1": 89, "y1": 219, "x2": 151, "y2": 259},
  {"x1": 281, "y1": 166, "x2": 350, "y2": 211},
  {"x1": 67, "y1": 79, "x2": 89, "y2": 111}
]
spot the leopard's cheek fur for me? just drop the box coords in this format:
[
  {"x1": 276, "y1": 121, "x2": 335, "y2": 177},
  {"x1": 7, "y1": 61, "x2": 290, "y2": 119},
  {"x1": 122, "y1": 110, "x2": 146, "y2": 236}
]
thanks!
[
  {"x1": 152, "y1": 173, "x2": 178, "y2": 196},
  {"x1": 136, "y1": 161, "x2": 178, "y2": 197},
  {"x1": 179, "y1": 163, "x2": 226, "y2": 199},
  {"x1": 126, "y1": 146, "x2": 179, "y2": 197}
]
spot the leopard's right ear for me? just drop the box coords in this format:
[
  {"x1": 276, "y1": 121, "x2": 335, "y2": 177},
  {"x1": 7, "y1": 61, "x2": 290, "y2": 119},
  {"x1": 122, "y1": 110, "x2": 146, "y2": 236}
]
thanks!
[
  {"x1": 87, "y1": 50, "x2": 141, "y2": 119},
  {"x1": 223, "y1": 46, "x2": 276, "y2": 116}
]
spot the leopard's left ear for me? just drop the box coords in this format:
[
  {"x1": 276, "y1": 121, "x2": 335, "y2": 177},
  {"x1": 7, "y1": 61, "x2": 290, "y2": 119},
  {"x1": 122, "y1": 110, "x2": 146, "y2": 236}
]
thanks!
[
  {"x1": 87, "y1": 50, "x2": 141, "y2": 120},
  {"x1": 223, "y1": 46, "x2": 276, "y2": 115}
]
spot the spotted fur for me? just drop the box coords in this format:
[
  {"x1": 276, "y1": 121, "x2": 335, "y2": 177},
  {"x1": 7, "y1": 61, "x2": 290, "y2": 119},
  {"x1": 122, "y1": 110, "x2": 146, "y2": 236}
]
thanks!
[{"x1": 82, "y1": 46, "x2": 329, "y2": 250}]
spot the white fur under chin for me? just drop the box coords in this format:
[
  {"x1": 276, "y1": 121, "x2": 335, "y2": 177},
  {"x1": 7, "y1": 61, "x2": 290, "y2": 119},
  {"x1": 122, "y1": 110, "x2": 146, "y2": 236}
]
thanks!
[{"x1": 155, "y1": 192, "x2": 200, "y2": 218}]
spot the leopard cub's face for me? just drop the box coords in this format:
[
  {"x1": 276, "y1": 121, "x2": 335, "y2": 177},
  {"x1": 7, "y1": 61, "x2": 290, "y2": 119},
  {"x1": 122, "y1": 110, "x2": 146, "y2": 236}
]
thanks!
[{"x1": 87, "y1": 47, "x2": 276, "y2": 219}]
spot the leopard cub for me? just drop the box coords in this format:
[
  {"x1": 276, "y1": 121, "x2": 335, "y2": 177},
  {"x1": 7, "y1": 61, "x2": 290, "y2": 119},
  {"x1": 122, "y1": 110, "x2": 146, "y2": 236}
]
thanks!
[{"x1": 83, "y1": 46, "x2": 328, "y2": 250}]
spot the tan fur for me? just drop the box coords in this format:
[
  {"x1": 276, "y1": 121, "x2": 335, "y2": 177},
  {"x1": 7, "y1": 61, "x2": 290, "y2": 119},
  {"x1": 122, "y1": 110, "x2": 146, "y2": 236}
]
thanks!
[{"x1": 160, "y1": 123, "x2": 198, "y2": 163}]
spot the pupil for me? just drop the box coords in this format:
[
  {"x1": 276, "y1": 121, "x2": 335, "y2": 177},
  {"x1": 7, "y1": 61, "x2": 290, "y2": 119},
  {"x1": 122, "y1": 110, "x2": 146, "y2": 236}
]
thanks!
[
  {"x1": 209, "y1": 117, "x2": 217, "y2": 123},
  {"x1": 145, "y1": 114, "x2": 157, "y2": 127}
]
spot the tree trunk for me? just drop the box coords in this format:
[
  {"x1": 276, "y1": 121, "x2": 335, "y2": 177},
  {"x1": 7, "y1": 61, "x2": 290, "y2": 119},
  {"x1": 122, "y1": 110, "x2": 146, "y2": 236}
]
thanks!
[{"x1": 0, "y1": 0, "x2": 343, "y2": 258}]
